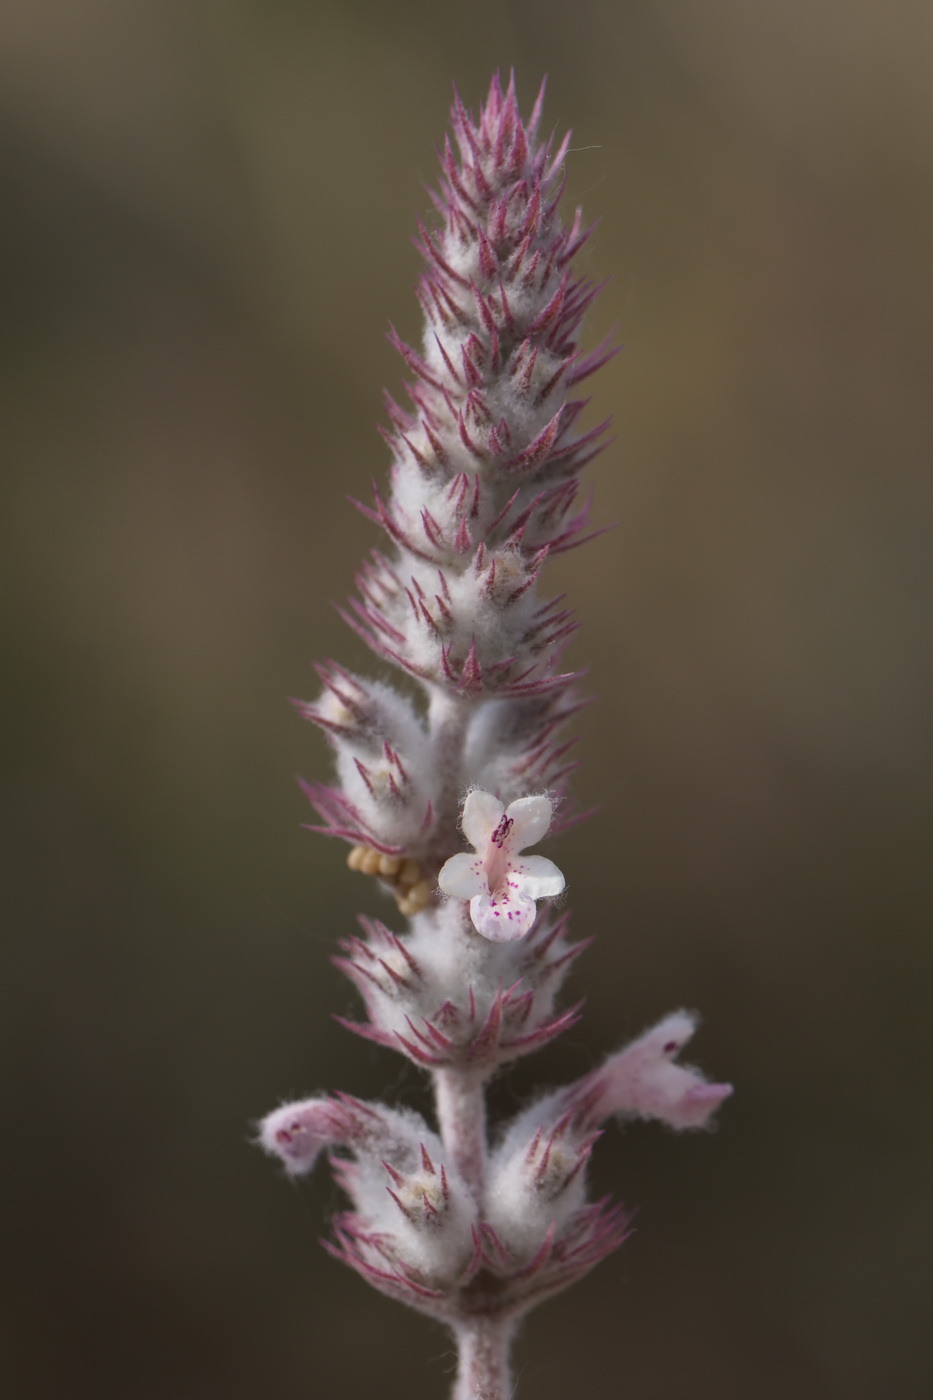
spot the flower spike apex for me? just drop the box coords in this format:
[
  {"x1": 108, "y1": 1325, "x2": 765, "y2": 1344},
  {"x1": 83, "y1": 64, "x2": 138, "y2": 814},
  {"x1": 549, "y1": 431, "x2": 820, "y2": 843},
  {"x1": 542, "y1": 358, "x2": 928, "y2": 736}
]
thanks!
[{"x1": 438, "y1": 789, "x2": 565, "y2": 940}]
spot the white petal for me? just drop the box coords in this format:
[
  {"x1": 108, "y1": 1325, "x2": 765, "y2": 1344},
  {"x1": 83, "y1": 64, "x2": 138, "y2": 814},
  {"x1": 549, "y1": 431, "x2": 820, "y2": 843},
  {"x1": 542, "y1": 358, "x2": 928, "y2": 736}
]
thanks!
[
  {"x1": 461, "y1": 789, "x2": 504, "y2": 849},
  {"x1": 470, "y1": 890, "x2": 537, "y2": 942},
  {"x1": 438, "y1": 852, "x2": 487, "y2": 899},
  {"x1": 510, "y1": 855, "x2": 565, "y2": 900},
  {"x1": 504, "y1": 794, "x2": 553, "y2": 850}
]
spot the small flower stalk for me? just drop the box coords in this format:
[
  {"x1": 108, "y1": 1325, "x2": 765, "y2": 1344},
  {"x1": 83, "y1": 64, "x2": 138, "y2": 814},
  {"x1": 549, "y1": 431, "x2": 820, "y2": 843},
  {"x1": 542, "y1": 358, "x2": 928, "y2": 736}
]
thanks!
[{"x1": 258, "y1": 75, "x2": 731, "y2": 1399}]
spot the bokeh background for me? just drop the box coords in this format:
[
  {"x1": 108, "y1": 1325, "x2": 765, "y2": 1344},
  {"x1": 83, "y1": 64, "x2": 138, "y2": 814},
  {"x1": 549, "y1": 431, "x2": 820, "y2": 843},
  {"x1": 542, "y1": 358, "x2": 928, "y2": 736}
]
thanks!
[{"x1": 3, "y1": 2, "x2": 931, "y2": 1397}]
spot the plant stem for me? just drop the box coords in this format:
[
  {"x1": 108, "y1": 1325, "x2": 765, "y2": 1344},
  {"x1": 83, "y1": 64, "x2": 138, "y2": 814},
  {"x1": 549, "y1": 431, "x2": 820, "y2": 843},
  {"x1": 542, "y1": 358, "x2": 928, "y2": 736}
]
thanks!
[
  {"x1": 426, "y1": 685, "x2": 476, "y2": 851},
  {"x1": 433, "y1": 1065, "x2": 488, "y2": 1199},
  {"x1": 451, "y1": 1315, "x2": 516, "y2": 1400}
]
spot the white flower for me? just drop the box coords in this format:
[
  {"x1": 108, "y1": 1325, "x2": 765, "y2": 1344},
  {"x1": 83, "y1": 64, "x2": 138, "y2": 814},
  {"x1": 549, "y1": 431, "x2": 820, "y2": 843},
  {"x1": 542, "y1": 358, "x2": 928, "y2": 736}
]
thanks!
[{"x1": 438, "y1": 789, "x2": 565, "y2": 941}]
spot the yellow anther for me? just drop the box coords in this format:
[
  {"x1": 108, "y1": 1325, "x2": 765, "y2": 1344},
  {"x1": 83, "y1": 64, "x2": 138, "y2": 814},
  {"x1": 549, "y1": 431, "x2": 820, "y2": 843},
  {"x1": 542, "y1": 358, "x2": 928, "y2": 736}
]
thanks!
[
  {"x1": 404, "y1": 879, "x2": 432, "y2": 914},
  {"x1": 360, "y1": 848, "x2": 383, "y2": 876},
  {"x1": 346, "y1": 845, "x2": 434, "y2": 916},
  {"x1": 399, "y1": 858, "x2": 422, "y2": 887}
]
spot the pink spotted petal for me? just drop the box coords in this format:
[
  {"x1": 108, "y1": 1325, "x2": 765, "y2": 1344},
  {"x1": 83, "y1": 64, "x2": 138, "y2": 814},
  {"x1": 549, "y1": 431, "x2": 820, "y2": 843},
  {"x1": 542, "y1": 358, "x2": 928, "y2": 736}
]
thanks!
[
  {"x1": 469, "y1": 889, "x2": 538, "y2": 942},
  {"x1": 511, "y1": 854, "x2": 565, "y2": 899},
  {"x1": 438, "y1": 851, "x2": 487, "y2": 899}
]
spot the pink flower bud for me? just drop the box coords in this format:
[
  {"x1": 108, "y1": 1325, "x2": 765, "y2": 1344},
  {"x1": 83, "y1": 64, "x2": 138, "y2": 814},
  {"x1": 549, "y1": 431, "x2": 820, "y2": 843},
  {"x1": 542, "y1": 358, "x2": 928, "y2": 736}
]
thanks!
[
  {"x1": 258, "y1": 1099, "x2": 337, "y2": 1177},
  {"x1": 571, "y1": 1012, "x2": 733, "y2": 1132}
]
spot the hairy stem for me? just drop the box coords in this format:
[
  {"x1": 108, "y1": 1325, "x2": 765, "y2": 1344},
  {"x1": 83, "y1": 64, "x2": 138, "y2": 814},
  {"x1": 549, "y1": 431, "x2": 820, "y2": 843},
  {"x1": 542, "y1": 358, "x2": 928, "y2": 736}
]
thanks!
[
  {"x1": 433, "y1": 1066, "x2": 488, "y2": 1199},
  {"x1": 426, "y1": 685, "x2": 477, "y2": 855},
  {"x1": 451, "y1": 1315, "x2": 516, "y2": 1400}
]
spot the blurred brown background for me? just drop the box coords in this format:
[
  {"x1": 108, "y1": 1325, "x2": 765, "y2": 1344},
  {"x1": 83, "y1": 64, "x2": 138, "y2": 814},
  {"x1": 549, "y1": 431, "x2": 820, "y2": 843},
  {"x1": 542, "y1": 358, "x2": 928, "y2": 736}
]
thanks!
[{"x1": 2, "y1": 2, "x2": 931, "y2": 1397}]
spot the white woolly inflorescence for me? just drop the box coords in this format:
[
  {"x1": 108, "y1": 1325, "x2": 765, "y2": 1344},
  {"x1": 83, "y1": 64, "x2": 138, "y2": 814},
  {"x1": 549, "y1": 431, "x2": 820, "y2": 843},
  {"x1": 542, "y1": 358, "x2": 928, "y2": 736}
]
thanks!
[{"x1": 257, "y1": 74, "x2": 731, "y2": 1378}]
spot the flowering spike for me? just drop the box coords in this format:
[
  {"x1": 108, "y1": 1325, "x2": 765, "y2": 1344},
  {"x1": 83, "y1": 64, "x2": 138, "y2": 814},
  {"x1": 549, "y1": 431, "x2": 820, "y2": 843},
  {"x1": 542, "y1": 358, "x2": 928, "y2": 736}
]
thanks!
[{"x1": 257, "y1": 75, "x2": 730, "y2": 1398}]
